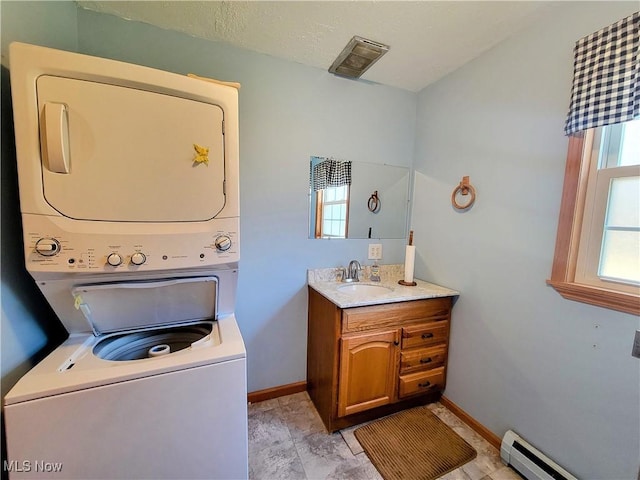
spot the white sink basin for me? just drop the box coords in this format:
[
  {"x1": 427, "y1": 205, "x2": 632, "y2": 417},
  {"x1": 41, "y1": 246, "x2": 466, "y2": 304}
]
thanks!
[{"x1": 337, "y1": 284, "x2": 393, "y2": 295}]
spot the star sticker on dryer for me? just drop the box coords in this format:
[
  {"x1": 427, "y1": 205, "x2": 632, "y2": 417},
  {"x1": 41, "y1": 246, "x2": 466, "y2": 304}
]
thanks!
[{"x1": 193, "y1": 143, "x2": 209, "y2": 165}]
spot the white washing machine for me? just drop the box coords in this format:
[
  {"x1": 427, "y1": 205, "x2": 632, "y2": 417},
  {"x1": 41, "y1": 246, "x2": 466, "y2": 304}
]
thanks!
[{"x1": 4, "y1": 43, "x2": 247, "y2": 479}]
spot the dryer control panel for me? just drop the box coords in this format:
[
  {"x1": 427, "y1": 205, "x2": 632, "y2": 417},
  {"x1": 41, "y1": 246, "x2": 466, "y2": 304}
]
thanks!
[{"x1": 22, "y1": 214, "x2": 239, "y2": 273}]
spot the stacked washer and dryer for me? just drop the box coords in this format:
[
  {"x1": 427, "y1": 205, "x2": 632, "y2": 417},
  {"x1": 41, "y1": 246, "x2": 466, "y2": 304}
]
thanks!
[{"x1": 4, "y1": 43, "x2": 248, "y2": 479}]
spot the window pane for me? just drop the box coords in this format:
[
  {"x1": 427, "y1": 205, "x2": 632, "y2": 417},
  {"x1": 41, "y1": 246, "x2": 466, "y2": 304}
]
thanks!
[
  {"x1": 324, "y1": 188, "x2": 335, "y2": 202},
  {"x1": 605, "y1": 176, "x2": 640, "y2": 227},
  {"x1": 599, "y1": 119, "x2": 640, "y2": 169},
  {"x1": 620, "y1": 120, "x2": 640, "y2": 167},
  {"x1": 323, "y1": 220, "x2": 334, "y2": 236},
  {"x1": 599, "y1": 230, "x2": 640, "y2": 284},
  {"x1": 598, "y1": 176, "x2": 640, "y2": 284}
]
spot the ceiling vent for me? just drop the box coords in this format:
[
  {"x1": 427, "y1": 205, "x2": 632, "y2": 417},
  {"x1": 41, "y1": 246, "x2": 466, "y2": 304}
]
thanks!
[{"x1": 328, "y1": 36, "x2": 389, "y2": 79}]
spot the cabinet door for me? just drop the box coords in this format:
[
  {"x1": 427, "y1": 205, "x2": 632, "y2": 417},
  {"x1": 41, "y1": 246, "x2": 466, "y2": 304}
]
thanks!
[{"x1": 338, "y1": 330, "x2": 399, "y2": 417}]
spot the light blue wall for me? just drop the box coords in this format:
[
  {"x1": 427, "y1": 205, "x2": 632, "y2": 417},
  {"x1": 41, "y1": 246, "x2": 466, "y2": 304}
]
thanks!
[
  {"x1": 75, "y1": 8, "x2": 417, "y2": 392},
  {"x1": 1, "y1": 1, "x2": 76, "y2": 398},
  {"x1": 412, "y1": 2, "x2": 639, "y2": 478},
  {"x1": 2, "y1": 3, "x2": 639, "y2": 478}
]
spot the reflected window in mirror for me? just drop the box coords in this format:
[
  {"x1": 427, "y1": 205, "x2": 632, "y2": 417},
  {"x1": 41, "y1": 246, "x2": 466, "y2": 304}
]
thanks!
[{"x1": 315, "y1": 185, "x2": 350, "y2": 238}]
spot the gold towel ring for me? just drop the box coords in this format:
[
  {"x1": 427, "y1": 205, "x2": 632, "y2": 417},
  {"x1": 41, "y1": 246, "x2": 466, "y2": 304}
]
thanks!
[
  {"x1": 451, "y1": 176, "x2": 476, "y2": 210},
  {"x1": 368, "y1": 191, "x2": 381, "y2": 213}
]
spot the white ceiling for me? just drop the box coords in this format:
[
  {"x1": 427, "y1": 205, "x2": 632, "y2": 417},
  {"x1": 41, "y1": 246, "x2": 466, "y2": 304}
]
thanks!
[{"x1": 76, "y1": 1, "x2": 557, "y2": 92}]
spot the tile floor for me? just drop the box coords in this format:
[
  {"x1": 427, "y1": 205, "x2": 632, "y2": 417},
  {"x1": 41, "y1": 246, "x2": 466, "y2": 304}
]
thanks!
[{"x1": 248, "y1": 391, "x2": 522, "y2": 480}]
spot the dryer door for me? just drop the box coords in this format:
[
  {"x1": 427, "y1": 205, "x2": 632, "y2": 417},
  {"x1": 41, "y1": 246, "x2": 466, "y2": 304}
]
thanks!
[{"x1": 36, "y1": 76, "x2": 226, "y2": 222}]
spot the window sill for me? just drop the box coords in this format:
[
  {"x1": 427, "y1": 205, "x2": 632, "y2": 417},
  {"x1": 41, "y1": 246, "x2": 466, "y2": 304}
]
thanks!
[{"x1": 547, "y1": 280, "x2": 639, "y2": 316}]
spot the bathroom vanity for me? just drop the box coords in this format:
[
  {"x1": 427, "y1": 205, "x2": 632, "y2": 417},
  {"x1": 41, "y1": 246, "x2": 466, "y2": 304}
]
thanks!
[{"x1": 307, "y1": 267, "x2": 458, "y2": 432}]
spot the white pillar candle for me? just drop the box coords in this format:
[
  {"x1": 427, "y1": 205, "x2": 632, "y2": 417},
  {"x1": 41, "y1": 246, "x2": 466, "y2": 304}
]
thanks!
[{"x1": 403, "y1": 245, "x2": 415, "y2": 284}]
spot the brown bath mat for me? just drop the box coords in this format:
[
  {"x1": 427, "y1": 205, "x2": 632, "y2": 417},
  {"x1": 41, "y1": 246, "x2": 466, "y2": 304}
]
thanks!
[{"x1": 354, "y1": 406, "x2": 477, "y2": 480}]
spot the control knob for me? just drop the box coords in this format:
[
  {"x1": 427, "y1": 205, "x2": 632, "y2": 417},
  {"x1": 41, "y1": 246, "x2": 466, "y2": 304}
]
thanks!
[
  {"x1": 35, "y1": 238, "x2": 60, "y2": 256},
  {"x1": 107, "y1": 253, "x2": 123, "y2": 267},
  {"x1": 130, "y1": 252, "x2": 147, "y2": 266},
  {"x1": 214, "y1": 235, "x2": 232, "y2": 252}
]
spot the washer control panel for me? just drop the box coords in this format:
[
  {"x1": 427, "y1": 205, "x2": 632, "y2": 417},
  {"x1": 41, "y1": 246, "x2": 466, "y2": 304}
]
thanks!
[{"x1": 23, "y1": 216, "x2": 239, "y2": 273}]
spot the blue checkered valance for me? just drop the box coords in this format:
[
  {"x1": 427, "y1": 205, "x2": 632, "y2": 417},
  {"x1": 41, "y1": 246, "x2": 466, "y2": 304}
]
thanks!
[
  {"x1": 564, "y1": 12, "x2": 639, "y2": 135},
  {"x1": 311, "y1": 158, "x2": 352, "y2": 191}
]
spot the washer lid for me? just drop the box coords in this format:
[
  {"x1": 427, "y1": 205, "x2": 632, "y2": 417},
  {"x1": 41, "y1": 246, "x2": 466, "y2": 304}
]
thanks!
[{"x1": 71, "y1": 277, "x2": 218, "y2": 335}]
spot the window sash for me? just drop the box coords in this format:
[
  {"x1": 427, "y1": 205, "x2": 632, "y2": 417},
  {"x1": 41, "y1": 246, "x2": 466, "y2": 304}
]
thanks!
[{"x1": 575, "y1": 137, "x2": 639, "y2": 293}]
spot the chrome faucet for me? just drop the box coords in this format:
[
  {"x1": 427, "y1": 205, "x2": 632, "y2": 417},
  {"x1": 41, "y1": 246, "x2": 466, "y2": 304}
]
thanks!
[{"x1": 345, "y1": 260, "x2": 362, "y2": 282}]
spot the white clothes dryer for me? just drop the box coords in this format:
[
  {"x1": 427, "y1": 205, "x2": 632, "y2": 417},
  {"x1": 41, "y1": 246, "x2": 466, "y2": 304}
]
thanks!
[{"x1": 4, "y1": 43, "x2": 247, "y2": 479}]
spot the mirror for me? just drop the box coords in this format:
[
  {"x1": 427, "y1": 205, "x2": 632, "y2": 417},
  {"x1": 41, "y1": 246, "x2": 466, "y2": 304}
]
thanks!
[{"x1": 309, "y1": 156, "x2": 410, "y2": 239}]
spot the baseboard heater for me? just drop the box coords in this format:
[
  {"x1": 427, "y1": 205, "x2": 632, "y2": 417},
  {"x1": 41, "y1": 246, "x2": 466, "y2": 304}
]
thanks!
[{"x1": 501, "y1": 430, "x2": 578, "y2": 480}]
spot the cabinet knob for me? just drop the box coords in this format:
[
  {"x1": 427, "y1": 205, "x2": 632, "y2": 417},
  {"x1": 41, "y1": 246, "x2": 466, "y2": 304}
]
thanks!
[
  {"x1": 418, "y1": 381, "x2": 432, "y2": 388},
  {"x1": 421, "y1": 333, "x2": 434, "y2": 339},
  {"x1": 419, "y1": 357, "x2": 432, "y2": 364},
  {"x1": 393, "y1": 340, "x2": 400, "y2": 346}
]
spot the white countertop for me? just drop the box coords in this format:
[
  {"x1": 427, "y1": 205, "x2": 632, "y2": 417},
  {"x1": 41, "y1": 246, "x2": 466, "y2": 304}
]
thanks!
[{"x1": 308, "y1": 265, "x2": 459, "y2": 308}]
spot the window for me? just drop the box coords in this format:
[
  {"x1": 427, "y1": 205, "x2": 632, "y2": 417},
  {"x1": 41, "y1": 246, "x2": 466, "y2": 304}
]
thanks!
[
  {"x1": 551, "y1": 12, "x2": 638, "y2": 315},
  {"x1": 315, "y1": 185, "x2": 350, "y2": 238},
  {"x1": 548, "y1": 118, "x2": 640, "y2": 315}
]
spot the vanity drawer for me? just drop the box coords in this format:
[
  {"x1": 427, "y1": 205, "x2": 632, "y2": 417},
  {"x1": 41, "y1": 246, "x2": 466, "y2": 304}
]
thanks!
[
  {"x1": 398, "y1": 367, "x2": 445, "y2": 398},
  {"x1": 342, "y1": 298, "x2": 451, "y2": 333},
  {"x1": 400, "y1": 345, "x2": 446, "y2": 374},
  {"x1": 401, "y1": 321, "x2": 449, "y2": 349}
]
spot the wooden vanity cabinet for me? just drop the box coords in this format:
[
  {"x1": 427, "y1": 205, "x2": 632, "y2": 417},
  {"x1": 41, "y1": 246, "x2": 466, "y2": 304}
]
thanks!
[{"x1": 307, "y1": 287, "x2": 453, "y2": 432}]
